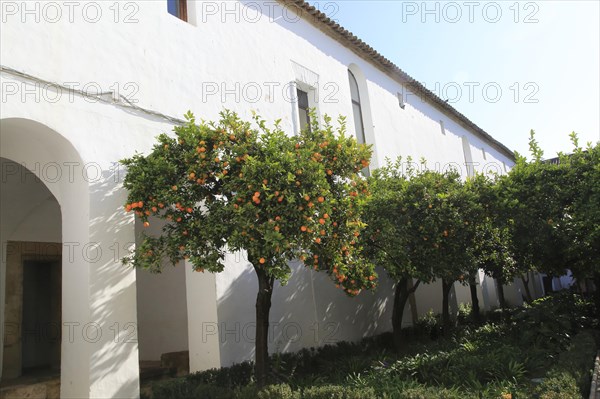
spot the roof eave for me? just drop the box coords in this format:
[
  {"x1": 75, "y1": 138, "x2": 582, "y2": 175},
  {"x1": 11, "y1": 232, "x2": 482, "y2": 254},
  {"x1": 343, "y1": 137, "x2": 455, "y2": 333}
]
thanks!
[{"x1": 278, "y1": 0, "x2": 516, "y2": 162}]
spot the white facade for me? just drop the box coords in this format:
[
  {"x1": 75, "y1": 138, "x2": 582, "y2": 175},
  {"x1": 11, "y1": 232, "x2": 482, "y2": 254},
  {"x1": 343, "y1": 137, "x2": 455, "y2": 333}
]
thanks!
[{"x1": 1, "y1": 1, "x2": 520, "y2": 397}]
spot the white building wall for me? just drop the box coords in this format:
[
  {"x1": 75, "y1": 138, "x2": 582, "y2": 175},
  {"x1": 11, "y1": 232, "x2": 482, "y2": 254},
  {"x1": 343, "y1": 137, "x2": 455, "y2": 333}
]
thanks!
[{"x1": 1, "y1": 0, "x2": 517, "y2": 385}]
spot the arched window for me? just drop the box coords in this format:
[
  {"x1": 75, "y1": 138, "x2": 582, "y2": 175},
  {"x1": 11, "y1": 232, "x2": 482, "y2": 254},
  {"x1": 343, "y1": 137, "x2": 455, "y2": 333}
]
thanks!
[
  {"x1": 348, "y1": 70, "x2": 369, "y2": 175},
  {"x1": 348, "y1": 70, "x2": 366, "y2": 145}
]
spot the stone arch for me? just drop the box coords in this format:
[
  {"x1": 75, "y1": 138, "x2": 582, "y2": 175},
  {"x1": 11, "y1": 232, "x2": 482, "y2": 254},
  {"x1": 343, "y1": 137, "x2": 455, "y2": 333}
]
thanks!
[{"x1": 0, "y1": 118, "x2": 91, "y2": 398}]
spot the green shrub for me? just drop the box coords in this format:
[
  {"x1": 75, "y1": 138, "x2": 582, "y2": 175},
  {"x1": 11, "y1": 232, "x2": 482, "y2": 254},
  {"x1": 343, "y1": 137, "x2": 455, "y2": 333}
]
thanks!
[
  {"x1": 302, "y1": 385, "x2": 376, "y2": 399},
  {"x1": 414, "y1": 309, "x2": 442, "y2": 340},
  {"x1": 151, "y1": 378, "x2": 197, "y2": 399},
  {"x1": 186, "y1": 361, "x2": 254, "y2": 388},
  {"x1": 257, "y1": 384, "x2": 300, "y2": 399},
  {"x1": 535, "y1": 372, "x2": 581, "y2": 399},
  {"x1": 552, "y1": 330, "x2": 597, "y2": 396},
  {"x1": 456, "y1": 302, "x2": 473, "y2": 325},
  {"x1": 391, "y1": 385, "x2": 468, "y2": 399},
  {"x1": 192, "y1": 384, "x2": 235, "y2": 399}
]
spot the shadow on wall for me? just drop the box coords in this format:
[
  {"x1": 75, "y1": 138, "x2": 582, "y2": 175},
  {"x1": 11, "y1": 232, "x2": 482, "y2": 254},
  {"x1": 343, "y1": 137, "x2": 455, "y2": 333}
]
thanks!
[
  {"x1": 215, "y1": 255, "x2": 394, "y2": 367},
  {"x1": 134, "y1": 217, "x2": 190, "y2": 362},
  {"x1": 87, "y1": 167, "x2": 140, "y2": 398}
]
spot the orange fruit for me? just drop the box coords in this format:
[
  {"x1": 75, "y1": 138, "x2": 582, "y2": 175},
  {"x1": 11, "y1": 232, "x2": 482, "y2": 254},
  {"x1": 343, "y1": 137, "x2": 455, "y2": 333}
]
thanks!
[
  {"x1": 274, "y1": 226, "x2": 280, "y2": 232},
  {"x1": 186, "y1": 207, "x2": 193, "y2": 213},
  {"x1": 304, "y1": 194, "x2": 310, "y2": 201},
  {"x1": 318, "y1": 196, "x2": 325, "y2": 203},
  {"x1": 315, "y1": 238, "x2": 321, "y2": 244},
  {"x1": 176, "y1": 217, "x2": 182, "y2": 222},
  {"x1": 324, "y1": 213, "x2": 329, "y2": 219},
  {"x1": 319, "y1": 218, "x2": 325, "y2": 225},
  {"x1": 172, "y1": 185, "x2": 177, "y2": 191},
  {"x1": 143, "y1": 221, "x2": 150, "y2": 227},
  {"x1": 301, "y1": 226, "x2": 307, "y2": 232},
  {"x1": 327, "y1": 169, "x2": 333, "y2": 175},
  {"x1": 125, "y1": 204, "x2": 132, "y2": 212},
  {"x1": 189, "y1": 172, "x2": 196, "y2": 179},
  {"x1": 259, "y1": 258, "x2": 266, "y2": 264},
  {"x1": 320, "y1": 230, "x2": 326, "y2": 236},
  {"x1": 152, "y1": 206, "x2": 158, "y2": 212}
]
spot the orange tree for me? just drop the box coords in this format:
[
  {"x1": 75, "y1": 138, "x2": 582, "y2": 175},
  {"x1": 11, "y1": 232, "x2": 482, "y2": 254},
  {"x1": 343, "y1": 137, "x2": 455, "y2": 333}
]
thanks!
[
  {"x1": 120, "y1": 111, "x2": 375, "y2": 385},
  {"x1": 363, "y1": 158, "x2": 475, "y2": 347},
  {"x1": 466, "y1": 174, "x2": 519, "y2": 312},
  {"x1": 499, "y1": 132, "x2": 599, "y2": 307}
]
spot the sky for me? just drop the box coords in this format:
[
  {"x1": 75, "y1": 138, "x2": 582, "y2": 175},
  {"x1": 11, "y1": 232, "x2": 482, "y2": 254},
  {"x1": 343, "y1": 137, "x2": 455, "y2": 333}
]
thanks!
[{"x1": 322, "y1": 0, "x2": 600, "y2": 158}]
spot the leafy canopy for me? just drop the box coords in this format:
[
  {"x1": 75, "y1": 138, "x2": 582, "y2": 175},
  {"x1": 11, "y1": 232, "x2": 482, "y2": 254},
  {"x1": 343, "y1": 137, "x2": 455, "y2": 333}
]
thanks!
[
  {"x1": 363, "y1": 158, "x2": 477, "y2": 285},
  {"x1": 121, "y1": 110, "x2": 376, "y2": 294}
]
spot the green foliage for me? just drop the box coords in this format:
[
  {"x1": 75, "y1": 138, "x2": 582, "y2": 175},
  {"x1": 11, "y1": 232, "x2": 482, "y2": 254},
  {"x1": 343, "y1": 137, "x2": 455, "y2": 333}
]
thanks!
[
  {"x1": 257, "y1": 384, "x2": 300, "y2": 399},
  {"x1": 302, "y1": 385, "x2": 376, "y2": 399},
  {"x1": 121, "y1": 110, "x2": 375, "y2": 293},
  {"x1": 364, "y1": 158, "x2": 476, "y2": 286},
  {"x1": 512, "y1": 292, "x2": 598, "y2": 353},
  {"x1": 552, "y1": 330, "x2": 597, "y2": 397},
  {"x1": 499, "y1": 132, "x2": 600, "y2": 282},
  {"x1": 186, "y1": 361, "x2": 254, "y2": 388},
  {"x1": 148, "y1": 294, "x2": 598, "y2": 399},
  {"x1": 535, "y1": 372, "x2": 581, "y2": 399},
  {"x1": 413, "y1": 309, "x2": 442, "y2": 340},
  {"x1": 388, "y1": 385, "x2": 468, "y2": 399},
  {"x1": 151, "y1": 378, "x2": 198, "y2": 399}
]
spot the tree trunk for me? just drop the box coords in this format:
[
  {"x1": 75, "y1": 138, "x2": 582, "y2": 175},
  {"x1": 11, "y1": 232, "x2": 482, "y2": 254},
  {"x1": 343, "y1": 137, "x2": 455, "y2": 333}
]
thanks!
[
  {"x1": 441, "y1": 279, "x2": 453, "y2": 335},
  {"x1": 496, "y1": 279, "x2": 506, "y2": 309},
  {"x1": 521, "y1": 273, "x2": 533, "y2": 303},
  {"x1": 468, "y1": 276, "x2": 481, "y2": 323},
  {"x1": 254, "y1": 265, "x2": 274, "y2": 388},
  {"x1": 392, "y1": 278, "x2": 420, "y2": 352}
]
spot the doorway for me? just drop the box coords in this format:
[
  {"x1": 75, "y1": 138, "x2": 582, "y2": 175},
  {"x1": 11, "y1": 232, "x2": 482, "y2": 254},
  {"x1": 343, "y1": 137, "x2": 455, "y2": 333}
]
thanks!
[{"x1": 21, "y1": 259, "x2": 61, "y2": 376}]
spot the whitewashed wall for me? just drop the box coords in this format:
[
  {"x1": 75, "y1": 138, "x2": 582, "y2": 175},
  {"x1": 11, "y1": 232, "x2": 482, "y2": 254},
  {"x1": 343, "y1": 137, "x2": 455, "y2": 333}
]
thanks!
[{"x1": 0, "y1": 0, "x2": 516, "y2": 393}]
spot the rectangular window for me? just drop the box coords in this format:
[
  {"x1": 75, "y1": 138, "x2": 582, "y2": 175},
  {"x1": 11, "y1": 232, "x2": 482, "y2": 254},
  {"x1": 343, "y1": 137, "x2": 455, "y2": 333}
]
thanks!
[
  {"x1": 168, "y1": 0, "x2": 187, "y2": 21},
  {"x1": 297, "y1": 89, "x2": 311, "y2": 132}
]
